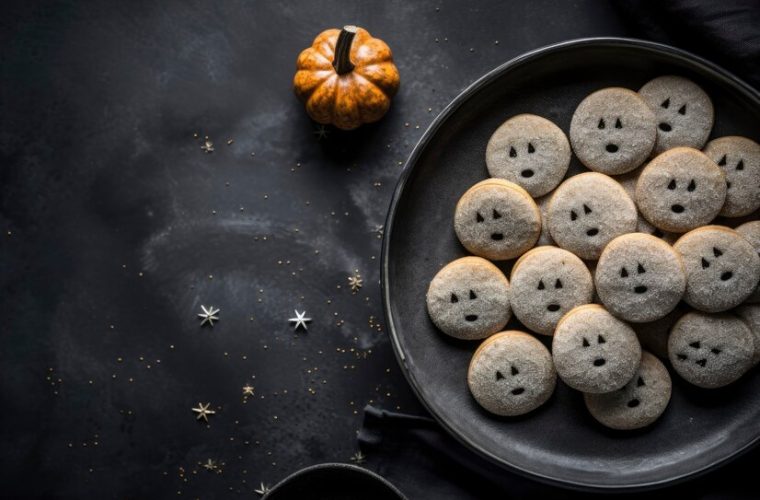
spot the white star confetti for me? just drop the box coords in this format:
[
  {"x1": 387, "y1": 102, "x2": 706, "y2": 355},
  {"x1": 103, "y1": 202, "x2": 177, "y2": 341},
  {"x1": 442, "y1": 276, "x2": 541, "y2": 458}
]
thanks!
[
  {"x1": 202, "y1": 459, "x2": 218, "y2": 471},
  {"x1": 198, "y1": 305, "x2": 220, "y2": 327},
  {"x1": 288, "y1": 310, "x2": 312, "y2": 331},
  {"x1": 201, "y1": 140, "x2": 214, "y2": 153},
  {"x1": 348, "y1": 273, "x2": 363, "y2": 293},
  {"x1": 350, "y1": 450, "x2": 366, "y2": 465},
  {"x1": 254, "y1": 482, "x2": 270, "y2": 496},
  {"x1": 242, "y1": 384, "x2": 255, "y2": 397},
  {"x1": 192, "y1": 402, "x2": 216, "y2": 422}
]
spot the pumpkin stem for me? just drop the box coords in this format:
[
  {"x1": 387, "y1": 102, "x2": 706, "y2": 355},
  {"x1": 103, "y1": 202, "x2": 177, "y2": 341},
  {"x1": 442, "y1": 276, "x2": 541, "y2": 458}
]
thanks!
[{"x1": 333, "y1": 25, "x2": 357, "y2": 75}]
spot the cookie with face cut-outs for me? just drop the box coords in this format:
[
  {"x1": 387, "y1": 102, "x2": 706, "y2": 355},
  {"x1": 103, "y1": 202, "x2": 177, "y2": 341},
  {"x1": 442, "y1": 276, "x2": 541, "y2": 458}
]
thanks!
[
  {"x1": 454, "y1": 179, "x2": 541, "y2": 261},
  {"x1": 674, "y1": 226, "x2": 760, "y2": 312},
  {"x1": 486, "y1": 114, "x2": 572, "y2": 197},
  {"x1": 617, "y1": 168, "x2": 678, "y2": 244},
  {"x1": 639, "y1": 76, "x2": 714, "y2": 155},
  {"x1": 735, "y1": 305, "x2": 760, "y2": 365},
  {"x1": 636, "y1": 147, "x2": 726, "y2": 233},
  {"x1": 703, "y1": 136, "x2": 760, "y2": 217},
  {"x1": 596, "y1": 233, "x2": 686, "y2": 323},
  {"x1": 569, "y1": 87, "x2": 656, "y2": 175},
  {"x1": 668, "y1": 311, "x2": 754, "y2": 388},
  {"x1": 584, "y1": 351, "x2": 671, "y2": 430},
  {"x1": 510, "y1": 246, "x2": 594, "y2": 335},
  {"x1": 736, "y1": 221, "x2": 760, "y2": 304},
  {"x1": 468, "y1": 331, "x2": 556, "y2": 416},
  {"x1": 426, "y1": 257, "x2": 511, "y2": 340},
  {"x1": 552, "y1": 304, "x2": 642, "y2": 393},
  {"x1": 546, "y1": 172, "x2": 638, "y2": 260}
]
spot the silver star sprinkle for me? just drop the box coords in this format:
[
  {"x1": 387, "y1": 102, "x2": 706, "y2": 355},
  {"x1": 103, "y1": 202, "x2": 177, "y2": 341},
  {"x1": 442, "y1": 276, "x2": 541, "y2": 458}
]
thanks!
[
  {"x1": 202, "y1": 459, "x2": 218, "y2": 471},
  {"x1": 198, "y1": 305, "x2": 220, "y2": 327},
  {"x1": 201, "y1": 140, "x2": 214, "y2": 153},
  {"x1": 254, "y1": 482, "x2": 271, "y2": 496},
  {"x1": 288, "y1": 310, "x2": 312, "y2": 331},
  {"x1": 192, "y1": 402, "x2": 216, "y2": 422}
]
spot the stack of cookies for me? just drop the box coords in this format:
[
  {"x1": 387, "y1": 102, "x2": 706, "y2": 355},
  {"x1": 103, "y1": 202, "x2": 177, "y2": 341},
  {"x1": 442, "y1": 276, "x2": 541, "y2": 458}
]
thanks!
[{"x1": 426, "y1": 76, "x2": 760, "y2": 430}]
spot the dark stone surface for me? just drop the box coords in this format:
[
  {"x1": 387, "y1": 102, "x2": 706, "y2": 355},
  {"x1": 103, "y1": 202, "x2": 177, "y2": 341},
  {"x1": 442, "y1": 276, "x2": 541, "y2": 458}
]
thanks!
[{"x1": 0, "y1": 0, "x2": 755, "y2": 498}]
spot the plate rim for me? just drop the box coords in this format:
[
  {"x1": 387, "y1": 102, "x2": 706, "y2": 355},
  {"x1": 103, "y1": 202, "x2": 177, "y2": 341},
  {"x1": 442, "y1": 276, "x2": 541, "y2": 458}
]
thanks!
[{"x1": 380, "y1": 37, "x2": 760, "y2": 491}]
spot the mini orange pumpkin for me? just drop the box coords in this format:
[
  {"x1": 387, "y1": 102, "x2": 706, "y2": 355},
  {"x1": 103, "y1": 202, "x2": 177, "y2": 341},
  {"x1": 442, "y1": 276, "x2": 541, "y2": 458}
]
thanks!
[{"x1": 294, "y1": 25, "x2": 400, "y2": 130}]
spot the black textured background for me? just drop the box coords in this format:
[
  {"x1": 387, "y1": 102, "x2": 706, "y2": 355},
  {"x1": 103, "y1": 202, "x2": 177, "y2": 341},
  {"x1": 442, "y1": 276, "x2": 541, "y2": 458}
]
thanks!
[{"x1": 1, "y1": 1, "x2": 757, "y2": 498}]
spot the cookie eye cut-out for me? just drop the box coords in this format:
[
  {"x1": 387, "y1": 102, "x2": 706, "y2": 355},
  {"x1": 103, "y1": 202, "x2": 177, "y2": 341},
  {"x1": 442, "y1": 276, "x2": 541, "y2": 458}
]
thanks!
[
  {"x1": 661, "y1": 98, "x2": 670, "y2": 109},
  {"x1": 637, "y1": 263, "x2": 646, "y2": 274},
  {"x1": 555, "y1": 279, "x2": 563, "y2": 289},
  {"x1": 511, "y1": 365, "x2": 519, "y2": 376},
  {"x1": 496, "y1": 370, "x2": 505, "y2": 380},
  {"x1": 528, "y1": 142, "x2": 535, "y2": 154},
  {"x1": 582, "y1": 337, "x2": 590, "y2": 347},
  {"x1": 583, "y1": 204, "x2": 592, "y2": 214},
  {"x1": 737, "y1": 159, "x2": 745, "y2": 171},
  {"x1": 701, "y1": 257, "x2": 710, "y2": 269},
  {"x1": 492, "y1": 209, "x2": 501, "y2": 219},
  {"x1": 537, "y1": 280, "x2": 545, "y2": 290},
  {"x1": 598, "y1": 118, "x2": 606, "y2": 129},
  {"x1": 687, "y1": 179, "x2": 696, "y2": 192},
  {"x1": 711, "y1": 348, "x2": 722, "y2": 355},
  {"x1": 469, "y1": 290, "x2": 477, "y2": 300},
  {"x1": 620, "y1": 267, "x2": 629, "y2": 278},
  {"x1": 718, "y1": 155, "x2": 727, "y2": 166},
  {"x1": 637, "y1": 376, "x2": 646, "y2": 387},
  {"x1": 597, "y1": 335, "x2": 606, "y2": 344},
  {"x1": 509, "y1": 146, "x2": 517, "y2": 158},
  {"x1": 450, "y1": 293, "x2": 459, "y2": 303},
  {"x1": 570, "y1": 210, "x2": 578, "y2": 221},
  {"x1": 689, "y1": 341, "x2": 701, "y2": 349},
  {"x1": 667, "y1": 179, "x2": 676, "y2": 190},
  {"x1": 476, "y1": 212, "x2": 484, "y2": 223},
  {"x1": 713, "y1": 247, "x2": 723, "y2": 257},
  {"x1": 678, "y1": 104, "x2": 686, "y2": 115},
  {"x1": 615, "y1": 118, "x2": 622, "y2": 129}
]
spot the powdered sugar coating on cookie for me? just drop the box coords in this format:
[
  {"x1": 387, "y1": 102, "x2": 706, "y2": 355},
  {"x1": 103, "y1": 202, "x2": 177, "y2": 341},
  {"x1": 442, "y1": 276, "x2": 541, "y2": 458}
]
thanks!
[
  {"x1": 547, "y1": 172, "x2": 637, "y2": 260},
  {"x1": 454, "y1": 179, "x2": 541, "y2": 260},
  {"x1": 468, "y1": 331, "x2": 556, "y2": 416},
  {"x1": 570, "y1": 87, "x2": 656, "y2": 175},
  {"x1": 639, "y1": 75, "x2": 714, "y2": 154},
  {"x1": 510, "y1": 246, "x2": 594, "y2": 335},
  {"x1": 486, "y1": 114, "x2": 571, "y2": 197},
  {"x1": 636, "y1": 147, "x2": 726, "y2": 233},
  {"x1": 426, "y1": 257, "x2": 511, "y2": 340}
]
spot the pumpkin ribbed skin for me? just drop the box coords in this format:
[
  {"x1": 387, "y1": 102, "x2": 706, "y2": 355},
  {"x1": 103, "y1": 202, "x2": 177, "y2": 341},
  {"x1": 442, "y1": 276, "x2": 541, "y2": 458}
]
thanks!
[{"x1": 294, "y1": 27, "x2": 400, "y2": 130}]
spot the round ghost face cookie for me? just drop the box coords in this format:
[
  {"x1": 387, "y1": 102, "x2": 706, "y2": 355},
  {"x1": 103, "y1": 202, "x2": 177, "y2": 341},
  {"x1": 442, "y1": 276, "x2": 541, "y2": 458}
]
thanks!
[
  {"x1": 426, "y1": 257, "x2": 511, "y2": 340},
  {"x1": 552, "y1": 304, "x2": 642, "y2": 393},
  {"x1": 735, "y1": 305, "x2": 760, "y2": 365},
  {"x1": 736, "y1": 220, "x2": 760, "y2": 304},
  {"x1": 636, "y1": 147, "x2": 726, "y2": 233},
  {"x1": 546, "y1": 172, "x2": 638, "y2": 260},
  {"x1": 674, "y1": 226, "x2": 760, "y2": 312},
  {"x1": 468, "y1": 331, "x2": 556, "y2": 416},
  {"x1": 486, "y1": 114, "x2": 572, "y2": 197},
  {"x1": 569, "y1": 87, "x2": 656, "y2": 175},
  {"x1": 668, "y1": 311, "x2": 754, "y2": 388},
  {"x1": 703, "y1": 136, "x2": 760, "y2": 217},
  {"x1": 584, "y1": 351, "x2": 671, "y2": 430},
  {"x1": 639, "y1": 75, "x2": 714, "y2": 154},
  {"x1": 595, "y1": 233, "x2": 686, "y2": 323},
  {"x1": 510, "y1": 246, "x2": 594, "y2": 335},
  {"x1": 454, "y1": 179, "x2": 541, "y2": 260}
]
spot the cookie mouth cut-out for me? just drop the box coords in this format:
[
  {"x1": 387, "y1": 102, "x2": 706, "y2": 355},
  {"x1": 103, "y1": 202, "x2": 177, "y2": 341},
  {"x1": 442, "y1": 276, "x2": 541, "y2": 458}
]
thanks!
[
  {"x1": 659, "y1": 122, "x2": 672, "y2": 132},
  {"x1": 586, "y1": 228, "x2": 599, "y2": 236},
  {"x1": 547, "y1": 303, "x2": 561, "y2": 312},
  {"x1": 671, "y1": 204, "x2": 685, "y2": 213},
  {"x1": 511, "y1": 387, "x2": 525, "y2": 395},
  {"x1": 521, "y1": 169, "x2": 534, "y2": 178},
  {"x1": 606, "y1": 143, "x2": 619, "y2": 153},
  {"x1": 627, "y1": 398, "x2": 640, "y2": 408},
  {"x1": 593, "y1": 358, "x2": 607, "y2": 367},
  {"x1": 634, "y1": 285, "x2": 648, "y2": 294},
  {"x1": 491, "y1": 233, "x2": 504, "y2": 241},
  {"x1": 465, "y1": 314, "x2": 478, "y2": 322},
  {"x1": 721, "y1": 271, "x2": 733, "y2": 281}
]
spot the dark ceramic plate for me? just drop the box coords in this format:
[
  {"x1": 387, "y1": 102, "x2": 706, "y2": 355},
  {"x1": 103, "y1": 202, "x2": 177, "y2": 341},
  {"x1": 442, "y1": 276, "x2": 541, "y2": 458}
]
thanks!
[
  {"x1": 263, "y1": 463, "x2": 407, "y2": 500},
  {"x1": 381, "y1": 38, "x2": 760, "y2": 490}
]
